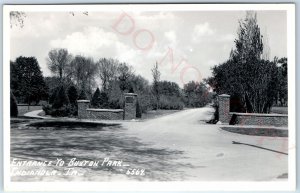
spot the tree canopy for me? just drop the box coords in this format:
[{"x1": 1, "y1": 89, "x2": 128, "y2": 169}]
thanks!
[{"x1": 11, "y1": 56, "x2": 48, "y2": 105}]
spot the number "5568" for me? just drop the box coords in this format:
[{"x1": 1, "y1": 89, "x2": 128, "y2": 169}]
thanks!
[{"x1": 126, "y1": 169, "x2": 145, "y2": 176}]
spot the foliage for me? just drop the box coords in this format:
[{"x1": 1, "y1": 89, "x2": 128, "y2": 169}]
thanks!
[
  {"x1": 96, "y1": 58, "x2": 119, "y2": 91},
  {"x1": 136, "y1": 100, "x2": 142, "y2": 118},
  {"x1": 10, "y1": 91, "x2": 18, "y2": 117},
  {"x1": 68, "y1": 55, "x2": 97, "y2": 96},
  {"x1": 183, "y1": 81, "x2": 212, "y2": 108},
  {"x1": 117, "y1": 62, "x2": 134, "y2": 91},
  {"x1": 43, "y1": 104, "x2": 72, "y2": 117},
  {"x1": 91, "y1": 88, "x2": 101, "y2": 108},
  {"x1": 159, "y1": 95, "x2": 184, "y2": 110},
  {"x1": 107, "y1": 80, "x2": 123, "y2": 109},
  {"x1": 275, "y1": 57, "x2": 288, "y2": 106},
  {"x1": 52, "y1": 86, "x2": 70, "y2": 109},
  {"x1": 99, "y1": 91, "x2": 110, "y2": 108},
  {"x1": 11, "y1": 56, "x2": 48, "y2": 105},
  {"x1": 151, "y1": 62, "x2": 161, "y2": 110},
  {"x1": 78, "y1": 90, "x2": 88, "y2": 100},
  {"x1": 47, "y1": 49, "x2": 72, "y2": 82},
  {"x1": 49, "y1": 87, "x2": 59, "y2": 104},
  {"x1": 68, "y1": 86, "x2": 78, "y2": 105},
  {"x1": 208, "y1": 11, "x2": 283, "y2": 113},
  {"x1": 10, "y1": 11, "x2": 26, "y2": 28},
  {"x1": 44, "y1": 76, "x2": 74, "y2": 96}
]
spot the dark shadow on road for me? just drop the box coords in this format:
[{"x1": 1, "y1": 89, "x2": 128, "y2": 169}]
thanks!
[{"x1": 232, "y1": 141, "x2": 288, "y2": 155}]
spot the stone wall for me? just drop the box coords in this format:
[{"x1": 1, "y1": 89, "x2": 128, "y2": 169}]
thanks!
[
  {"x1": 77, "y1": 93, "x2": 137, "y2": 120},
  {"x1": 218, "y1": 94, "x2": 288, "y2": 127},
  {"x1": 86, "y1": 109, "x2": 124, "y2": 120},
  {"x1": 229, "y1": 112, "x2": 288, "y2": 127}
]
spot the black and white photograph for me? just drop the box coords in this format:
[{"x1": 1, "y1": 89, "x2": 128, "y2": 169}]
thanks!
[{"x1": 3, "y1": 4, "x2": 296, "y2": 191}]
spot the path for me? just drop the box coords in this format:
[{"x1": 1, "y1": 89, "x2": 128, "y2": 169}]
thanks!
[
  {"x1": 122, "y1": 107, "x2": 288, "y2": 181},
  {"x1": 17, "y1": 106, "x2": 288, "y2": 181},
  {"x1": 23, "y1": 110, "x2": 48, "y2": 119}
]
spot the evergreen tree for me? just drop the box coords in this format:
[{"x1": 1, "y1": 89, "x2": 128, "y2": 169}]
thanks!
[
  {"x1": 52, "y1": 86, "x2": 70, "y2": 109},
  {"x1": 91, "y1": 88, "x2": 101, "y2": 108},
  {"x1": 78, "y1": 90, "x2": 88, "y2": 100},
  {"x1": 68, "y1": 86, "x2": 78, "y2": 105},
  {"x1": 99, "y1": 91, "x2": 109, "y2": 108}
]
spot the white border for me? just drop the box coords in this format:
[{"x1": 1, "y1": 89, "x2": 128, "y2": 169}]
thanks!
[{"x1": 3, "y1": 4, "x2": 296, "y2": 191}]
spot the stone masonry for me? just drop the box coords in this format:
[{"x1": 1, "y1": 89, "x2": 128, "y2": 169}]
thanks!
[{"x1": 77, "y1": 93, "x2": 138, "y2": 120}]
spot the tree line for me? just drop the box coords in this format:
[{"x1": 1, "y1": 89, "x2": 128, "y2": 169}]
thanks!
[
  {"x1": 207, "y1": 11, "x2": 288, "y2": 114},
  {"x1": 10, "y1": 50, "x2": 212, "y2": 117}
]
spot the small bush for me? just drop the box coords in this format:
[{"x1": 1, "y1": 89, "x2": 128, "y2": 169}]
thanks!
[
  {"x1": 10, "y1": 91, "x2": 18, "y2": 117},
  {"x1": 68, "y1": 104, "x2": 78, "y2": 116},
  {"x1": 42, "y1": 104, "x2": 52, "y2": 115},
  {"x1": 50, "y1": 106, "x2": 70, "y2": 117}
]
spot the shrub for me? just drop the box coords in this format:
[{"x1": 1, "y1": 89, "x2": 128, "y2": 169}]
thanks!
[
  {"x1": 68, "y1": 104, "x2": 78, "y2": 116},
  {"x1": 68, "y1": 86, "x2": 78, "y2": 105},
  {"x1": 10, "y1": 91, "x2": 18, "y2": 117},
  {"x1": 49, "y1": 106, "x2": 70, "y2": 117},
  {"x1": 42, "y1": 104, "x2": 52, "y2": 115},
  {"x1": 158, "y1": 95, "x2": 184, "y2": 110}
]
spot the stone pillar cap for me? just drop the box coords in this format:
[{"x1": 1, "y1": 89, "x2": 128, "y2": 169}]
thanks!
[
  {"x1": 219, "y1": 94, "x2": 230, "y2": 97},
  {"x1": 77, "y1": 100, "x2": 90, "y2": 103},
  {"x1": 124, "y1": 93, "x2": 137, "y2": 96}
]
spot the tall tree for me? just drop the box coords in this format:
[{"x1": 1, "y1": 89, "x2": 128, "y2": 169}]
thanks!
[
  {"x1": 117, "y1": 62, "x2": 134, "y2": 91},
  {"x1": 13, "y1": 56, "x2": 48, "y2": 107},
  {"x1": 68, "y1": 55, "x2": 96, "y2": 96},
  {"x1": 96, "y1": 58, "x2": 119, "y2": 91},
  {"x1": 208, "y1": 11, "x2": 279, "y2": 113},
  {"x1": 151, "y1": 62, "x2": 161, "y2": 110},
  {"x1": 47, "y1": 48, "x2": 72, "y2": 83},
  {"x1": 233, "y1": 11, "x2": 264, "y2": 63}
]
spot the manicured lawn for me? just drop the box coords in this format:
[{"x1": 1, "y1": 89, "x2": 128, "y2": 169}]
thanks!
[
  {"x1": 17, "y1": 105, "x2": 43, "y2": 116},
  {"x1": 270, "y1": 106, "x2": 288, "y2": 114}
]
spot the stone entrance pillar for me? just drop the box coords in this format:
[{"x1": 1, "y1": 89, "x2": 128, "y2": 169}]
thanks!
[
  {"x1": 218, "y1": 94, "x2": 230, "y2": 124},
  {"x1": 124, "y1": 93, "x2": 137, "y2": 120},
  {"x1": 77, "y1": 100, "x2": 90, "y2": 119}
]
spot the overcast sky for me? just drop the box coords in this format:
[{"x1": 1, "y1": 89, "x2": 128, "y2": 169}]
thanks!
[{"x1": 10, "y1": 10, "x2": 287, "y2": 87}]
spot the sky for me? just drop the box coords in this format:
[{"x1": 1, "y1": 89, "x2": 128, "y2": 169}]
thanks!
[{"x1": 10, "y1": 10, "x2": 287, "y2": 87}]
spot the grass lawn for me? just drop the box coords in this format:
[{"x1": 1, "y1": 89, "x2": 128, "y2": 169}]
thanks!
[
  {"x1": 141, "y1": 109, "x2": 181, "y2": 120},
  {"x1": 270, "y1": 106, "x2": 288, "y2": 114},
  {"x1": 17, "y1": 105, "x2": 43, "y2": 116}
]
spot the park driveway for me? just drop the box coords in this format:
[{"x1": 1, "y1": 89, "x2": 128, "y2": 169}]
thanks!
[
  {"x1": 11, "y1": 106, "x2": 288, "y2": 182},
  {"x1": 123, "y1": 107, "x2": 288, "y2": 181}
]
